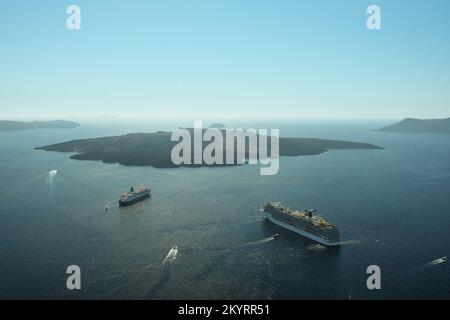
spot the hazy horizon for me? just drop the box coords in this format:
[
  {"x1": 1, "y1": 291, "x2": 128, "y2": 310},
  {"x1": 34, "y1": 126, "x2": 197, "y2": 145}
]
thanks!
[{"x1": 0, "y1": 114, "x2": 423, "y2": 123}]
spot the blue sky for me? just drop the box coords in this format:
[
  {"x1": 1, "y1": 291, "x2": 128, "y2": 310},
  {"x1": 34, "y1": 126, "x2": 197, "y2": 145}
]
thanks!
[{"x1": 1, "y1": 0, "x2": 449, "y2": 120}]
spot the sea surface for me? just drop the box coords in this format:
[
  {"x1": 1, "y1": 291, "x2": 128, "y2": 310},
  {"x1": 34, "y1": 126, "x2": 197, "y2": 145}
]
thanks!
[{"x1": 1, "y1": 119, "x2": 449, "y2": 299}]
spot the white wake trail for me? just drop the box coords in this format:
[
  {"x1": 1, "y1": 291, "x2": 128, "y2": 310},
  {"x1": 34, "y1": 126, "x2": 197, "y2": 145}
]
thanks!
[
  {"x1": 424, "y1": 257, "x2": 447, "y2": 267},
  {"x1": 305, "y1": 244, "x2": 327, "y2": 253},
  {"x1": 46, "y1": 170, "x2": 58, "y2": 203},
  {"x1": 163, "y1": 246, "x2": 178, "y2": 264},
  {"x1": 340, "y1": 240, "x2": 362, "y2": 245},
  {"x1": 243, "y1": 235, "x2": 277, "y2": 247}
]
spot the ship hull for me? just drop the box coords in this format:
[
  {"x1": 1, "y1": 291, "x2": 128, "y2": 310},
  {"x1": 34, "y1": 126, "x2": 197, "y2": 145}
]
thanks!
[
  {"x1": 119, "y1": 192, "x2": 151, "y2": 207},
  {"x1": 261, "y1": 208, "x2": 341, "y2": 247}
]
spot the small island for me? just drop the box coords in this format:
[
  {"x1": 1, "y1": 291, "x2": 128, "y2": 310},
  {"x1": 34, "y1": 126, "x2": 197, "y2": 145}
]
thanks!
[
  {"x1": 209, "y1": 123, "x2": 226, "y2": 129},
  {"x1": 0, "y1": 120, "x2": 80, "y2": 131},
  {"x1": 376, "y1": 118, "x2": 450, "y2": 133},
  {"x1": 35, "y1": 130, "x2": 382, "y2": 168}
]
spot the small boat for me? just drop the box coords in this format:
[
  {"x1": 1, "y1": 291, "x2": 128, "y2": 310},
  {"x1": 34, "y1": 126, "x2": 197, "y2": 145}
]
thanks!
[{"x1": 272, "y1": 233, "x2": 280, "y2": 239}]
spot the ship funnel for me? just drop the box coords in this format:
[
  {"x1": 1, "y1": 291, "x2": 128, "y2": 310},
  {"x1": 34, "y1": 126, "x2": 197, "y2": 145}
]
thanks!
[{"x1": 306, "y1": 209, "x2": 316, "y2": 217}]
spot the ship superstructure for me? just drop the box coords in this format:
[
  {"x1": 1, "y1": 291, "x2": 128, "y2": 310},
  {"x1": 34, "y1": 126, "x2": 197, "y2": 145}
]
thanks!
[{"x1": 119, "y1": 186, "x2": 151, "y2": 207}]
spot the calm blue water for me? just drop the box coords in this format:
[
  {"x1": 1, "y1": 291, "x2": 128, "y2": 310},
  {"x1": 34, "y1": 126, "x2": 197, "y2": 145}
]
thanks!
[{"x1": 1, "y1": 120, "x2": 449, "y2": 299}]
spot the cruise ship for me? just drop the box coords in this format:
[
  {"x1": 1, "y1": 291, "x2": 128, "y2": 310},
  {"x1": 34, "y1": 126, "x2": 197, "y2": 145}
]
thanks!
[
  {"x1": 260, "y1": 202, "x2": 341, "y2": 246},
  {"x1": 119, "y1": 186, "x2": 151, "y2": 207}
]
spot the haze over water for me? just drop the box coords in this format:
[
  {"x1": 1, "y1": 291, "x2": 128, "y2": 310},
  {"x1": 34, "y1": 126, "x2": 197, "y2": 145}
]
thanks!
[{"x1": 0, "y1": 119, "x2": 449, "y2": 299}]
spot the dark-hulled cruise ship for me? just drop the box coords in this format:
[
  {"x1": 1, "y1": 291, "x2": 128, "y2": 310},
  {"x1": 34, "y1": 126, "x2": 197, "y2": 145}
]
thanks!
[
  {"x1": 260, "y1": 202, "x2": 341, "y2": 246},
  {"x1": 119, "y1": 186, "x2": 151, "y2": 207}
]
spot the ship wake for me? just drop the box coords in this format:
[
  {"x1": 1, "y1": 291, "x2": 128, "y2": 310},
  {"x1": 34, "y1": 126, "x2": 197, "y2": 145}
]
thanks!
[
  {"x1": 304, "y1": 244, "x2": 327, "y2": 253},
  {"x1": 104, "y1": 200, "x2": 119, "y2": 211},
  {"x1": 410, "y1": 257, "x2": 448, "y2": 272},
  {"x1": 340, "y1": 240, "x2": 361, "y2": 246},
  {"x1": 243, "y1": 235, "x2": 277, "y2": 247},
  {"x1": 424, "y1": 257, "x2": 447, "y2": 267},
  {"x1": 393, "y1": 256, "x2": 448, "y2": 279},
  {"x1": 46, "y1": 169, "x2": 58, "y2": 205},
  {"x1": 163, "y1": 246, "x2": 178, "y2": 264},
  {"x1": 145, "y1": 246, "x2": 179, "y2": 298},
  {"x1": 146, "y1": 264, "x2": 172, "y2": 299}
]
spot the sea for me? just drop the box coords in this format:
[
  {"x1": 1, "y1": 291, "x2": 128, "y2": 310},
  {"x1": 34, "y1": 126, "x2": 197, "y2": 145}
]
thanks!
[{"x1": 0, "y1": 119, "x2": 449, "y2": 299}]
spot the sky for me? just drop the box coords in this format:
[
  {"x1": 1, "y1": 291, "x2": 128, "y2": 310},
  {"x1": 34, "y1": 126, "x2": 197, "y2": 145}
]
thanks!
[{"x1": 1, "y1": 0, "x2": 449, "y2": 120}]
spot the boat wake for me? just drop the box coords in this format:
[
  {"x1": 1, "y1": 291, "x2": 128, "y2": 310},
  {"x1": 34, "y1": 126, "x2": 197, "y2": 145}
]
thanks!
[
  {"x1": 340, "y1": 240, "x2": 361, "y2": 246},
  {"x1": 305, "y1": 244, "x2": 327, "y2": 253},
  {"x1": 146, "y1": 263, "x2": 172, "y2": 299},
  {"x1": 47, "y1": 169, "x2": 57, "y2": 186},
  {"x1": 243, "y1": 234, "x2": 278, "y2": 247},
  {"x1": 104, "y1": 201, "x2": 119, "y2": 211},
  {"x1": 47, "y1": 169, "x2": 57, "y2": 179},
  {"x1": 424, "y1": 257, "x2": 447, "y2": 267},
  {"x1": 46, "y1": 169, "x2": 58, "y2": 205},
  {"x1": 163, "y1": 246, "x2": 178, "y2": 264},
  {"x1": 304, "y1": 240, "x2": 359, "y2": 254},
  {"x1": 393, "y1": 256, "x2": 448, "y2": 280}
]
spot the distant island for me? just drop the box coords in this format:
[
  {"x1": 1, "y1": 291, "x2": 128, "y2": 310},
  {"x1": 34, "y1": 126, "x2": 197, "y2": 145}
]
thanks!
[
  {"x1": 35, "y1": 130, "x2": 382, "y2": 168},
  {"x1": 376, "y1": 118, "x2": 450, "y2": 133},
  {"x1": 0, "y1": 120, "x2": 80, "y2": 131},
  {"x1": 209, "y1": 123, "x2": 226, "y2": 129}
]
